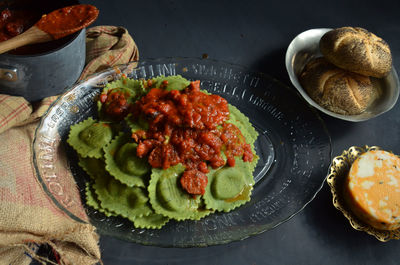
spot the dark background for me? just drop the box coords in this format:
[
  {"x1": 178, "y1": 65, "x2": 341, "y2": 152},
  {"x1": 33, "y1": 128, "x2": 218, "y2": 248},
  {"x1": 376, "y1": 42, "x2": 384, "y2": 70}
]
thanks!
[{"x1": 78, "y1": 1, "x2": 400, "y2": 264}]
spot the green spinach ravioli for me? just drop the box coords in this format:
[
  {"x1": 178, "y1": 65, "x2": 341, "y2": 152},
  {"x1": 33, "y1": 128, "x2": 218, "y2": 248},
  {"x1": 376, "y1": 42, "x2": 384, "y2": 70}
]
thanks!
[{"x1": 67, "y1": 75, "x2": 259, "y2": 229}]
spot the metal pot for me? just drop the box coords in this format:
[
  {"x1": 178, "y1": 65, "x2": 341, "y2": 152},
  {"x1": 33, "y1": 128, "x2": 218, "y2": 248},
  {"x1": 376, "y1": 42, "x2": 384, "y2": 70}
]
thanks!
[
  {"x1": 0, "y1": 0, "x2": 86, "y2": 102},
  {"x1": 0, "y1": 30, "x2": 86, "y2": 102}
]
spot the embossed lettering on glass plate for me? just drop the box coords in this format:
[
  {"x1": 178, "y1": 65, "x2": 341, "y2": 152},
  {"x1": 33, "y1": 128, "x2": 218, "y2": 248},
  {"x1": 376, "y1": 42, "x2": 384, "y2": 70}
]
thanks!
[
  {"x1": 36, "y1": 92, "x2": 94, "y2": 222},
  {"x1": 37, "y1": 133, "x2": 88, "y2": 219},
  {"x1": 131, "y1": 63, "x2": 177, "y2": 79}
]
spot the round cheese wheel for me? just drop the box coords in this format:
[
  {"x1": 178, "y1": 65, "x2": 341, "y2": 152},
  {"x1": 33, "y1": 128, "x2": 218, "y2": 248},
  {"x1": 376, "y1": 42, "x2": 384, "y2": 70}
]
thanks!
[{"x1": 345, "y1": 150, "x2": 400, "y2": 230}]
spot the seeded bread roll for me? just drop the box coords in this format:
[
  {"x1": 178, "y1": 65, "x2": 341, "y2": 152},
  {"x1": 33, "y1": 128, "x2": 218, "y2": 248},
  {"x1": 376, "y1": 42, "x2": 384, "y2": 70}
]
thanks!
[
  {"x1": 300, "y1": 57, "x2": 378, "y2": 115},
  {"x1": 319, "y1": 27, "x2": 392, "y2": 78}
]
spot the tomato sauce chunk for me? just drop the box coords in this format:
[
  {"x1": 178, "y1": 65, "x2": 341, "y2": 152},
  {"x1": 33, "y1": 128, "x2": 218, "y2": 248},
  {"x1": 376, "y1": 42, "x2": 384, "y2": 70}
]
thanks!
[
  {"x1": 180, "y1": 169, "x2": 208, "y2": 195},
  {"x1": 100, "y1": 89, "x2": 132, "y2": 120}
]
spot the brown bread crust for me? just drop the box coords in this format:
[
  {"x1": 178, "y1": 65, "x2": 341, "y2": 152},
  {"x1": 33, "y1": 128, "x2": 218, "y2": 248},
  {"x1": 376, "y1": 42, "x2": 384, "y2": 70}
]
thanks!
[
  {"x1": 319, "y1": 27, "x2": 392, "y2": 78},
  {"x1": 300, "y1": 57, "x2": 378, "y2": 115}
]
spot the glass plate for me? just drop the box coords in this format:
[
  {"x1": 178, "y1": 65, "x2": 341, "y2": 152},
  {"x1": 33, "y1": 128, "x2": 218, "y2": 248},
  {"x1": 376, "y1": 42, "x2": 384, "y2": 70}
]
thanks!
[{"x1": 33, "y1": 57, "x2": 332, "y2": 247}]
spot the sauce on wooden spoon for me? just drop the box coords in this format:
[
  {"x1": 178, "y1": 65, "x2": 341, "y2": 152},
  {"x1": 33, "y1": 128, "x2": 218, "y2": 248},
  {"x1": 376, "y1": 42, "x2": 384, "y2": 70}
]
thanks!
[
  {"x1": 36, "y1": 4, "x2": 99, "y2": 40},
  {"x1": 0, "y1": 4, "x2": 98, "y2": 54}
]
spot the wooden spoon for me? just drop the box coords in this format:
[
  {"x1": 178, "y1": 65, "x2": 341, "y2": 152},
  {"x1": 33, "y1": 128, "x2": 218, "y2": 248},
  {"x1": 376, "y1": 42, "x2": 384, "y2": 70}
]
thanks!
[{"x1": 0, "y1": 4, "x2": 99, "y2": 54}]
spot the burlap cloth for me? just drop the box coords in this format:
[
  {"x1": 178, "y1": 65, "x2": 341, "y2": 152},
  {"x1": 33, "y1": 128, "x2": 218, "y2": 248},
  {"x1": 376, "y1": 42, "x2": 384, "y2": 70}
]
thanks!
[{"x1": 0, "y1": 26, "x2": 139, "y2": 265}]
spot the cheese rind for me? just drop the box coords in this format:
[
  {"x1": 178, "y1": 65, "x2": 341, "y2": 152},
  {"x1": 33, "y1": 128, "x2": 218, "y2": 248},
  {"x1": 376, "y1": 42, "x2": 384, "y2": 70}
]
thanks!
[{"x1": 345, "y1": 150, "x2": 400, "y2": 230}]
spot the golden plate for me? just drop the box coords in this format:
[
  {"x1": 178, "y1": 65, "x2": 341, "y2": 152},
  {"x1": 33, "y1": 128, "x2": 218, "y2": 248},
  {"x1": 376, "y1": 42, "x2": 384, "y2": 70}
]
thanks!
[{"x1": 326, "y1": 145, "x2": 400, "y2": 242}]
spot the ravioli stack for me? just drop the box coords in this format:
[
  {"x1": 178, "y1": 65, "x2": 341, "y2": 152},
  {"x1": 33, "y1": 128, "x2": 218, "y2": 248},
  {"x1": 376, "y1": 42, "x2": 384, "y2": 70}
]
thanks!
[{"x1": 67, "y1": 75, "x2": 259, "y2": 229}]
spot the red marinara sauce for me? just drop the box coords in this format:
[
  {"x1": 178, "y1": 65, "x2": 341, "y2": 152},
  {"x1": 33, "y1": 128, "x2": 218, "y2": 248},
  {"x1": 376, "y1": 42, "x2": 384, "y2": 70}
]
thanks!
[
  {"x1": 131, "y1": 80, "x2": 254, "y2": 195},
  {"x1": 99, "y1": 89, "x2": 132, "y2": 120},
  {"x1": 36, "y1": 4, "x2": 99, "y2": 40},
  {"x1": 0, "y1": 8, "x2": 41, "y2": 42}
]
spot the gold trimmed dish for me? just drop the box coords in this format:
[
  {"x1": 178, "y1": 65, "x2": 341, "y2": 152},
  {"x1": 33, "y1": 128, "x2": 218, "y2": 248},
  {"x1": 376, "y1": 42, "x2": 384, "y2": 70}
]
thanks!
[{"x1": 326, "y1": 145, "x2": 400, "y2": 242}]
